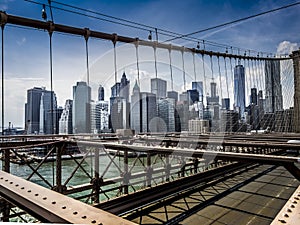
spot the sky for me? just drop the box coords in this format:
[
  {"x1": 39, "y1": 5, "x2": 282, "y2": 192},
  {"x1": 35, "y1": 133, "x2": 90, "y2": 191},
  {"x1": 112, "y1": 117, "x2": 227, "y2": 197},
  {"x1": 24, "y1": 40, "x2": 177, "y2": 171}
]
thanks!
[{"x1": 0, "y1": 0, "x2": 299, "y2": 127}]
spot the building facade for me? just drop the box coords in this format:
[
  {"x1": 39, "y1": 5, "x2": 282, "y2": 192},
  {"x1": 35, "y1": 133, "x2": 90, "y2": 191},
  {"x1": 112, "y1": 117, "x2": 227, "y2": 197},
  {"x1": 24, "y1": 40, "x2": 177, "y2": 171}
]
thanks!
[
  {"x1": 234, "y1": 65, "x2": 246, "y2": 119},
  {"x1": 59, "y1": 99, "x2": 73, "y2": 134},
  {"x1": 72, "y1": 81, "x2": 91, "y2": 134},
  {"x1": 265, "y1": 60, "x2": 283, "y2": 113}
]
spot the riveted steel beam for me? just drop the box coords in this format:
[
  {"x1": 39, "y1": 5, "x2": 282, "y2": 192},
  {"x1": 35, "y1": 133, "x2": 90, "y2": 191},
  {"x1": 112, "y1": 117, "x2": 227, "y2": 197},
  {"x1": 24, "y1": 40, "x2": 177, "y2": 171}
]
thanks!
[{"x1": 0, "y1": 171, "x2": 136, "y2": 224}]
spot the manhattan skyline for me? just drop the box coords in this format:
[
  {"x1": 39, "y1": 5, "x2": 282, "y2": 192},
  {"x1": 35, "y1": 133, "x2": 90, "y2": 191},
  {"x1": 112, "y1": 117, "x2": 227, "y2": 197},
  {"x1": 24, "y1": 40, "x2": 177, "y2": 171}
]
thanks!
[{"x1": 0, "y1": 0, "x2": 299, "y2": 127}]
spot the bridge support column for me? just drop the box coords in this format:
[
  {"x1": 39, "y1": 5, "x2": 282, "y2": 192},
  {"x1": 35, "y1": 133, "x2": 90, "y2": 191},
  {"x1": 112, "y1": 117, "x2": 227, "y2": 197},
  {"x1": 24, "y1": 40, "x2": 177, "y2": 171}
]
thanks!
[
  {"x1": 52, "y1": 143, "x2": 65, "y2": 193},
  {"x1": 92, "y1": 148, "x2": 100, "y2": 203},
  {"x1": 123, "y1": 149, "x2": 129, "y2": 194},
  {"x1": 291, "y1": 50, "x2": 300, "y2": 132},
  {"x1": 165, "y1": 155, "x2": 170, "y2": 182},
  {"x1": 146, "y1": 152, "x2": 152, "y2": 187}
]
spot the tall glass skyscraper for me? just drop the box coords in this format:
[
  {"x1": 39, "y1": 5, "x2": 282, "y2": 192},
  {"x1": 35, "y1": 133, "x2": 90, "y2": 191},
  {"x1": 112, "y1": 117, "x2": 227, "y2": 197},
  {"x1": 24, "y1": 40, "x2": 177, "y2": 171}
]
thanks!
[
  {"x1": 234, "y1": 65, "x2": 246, "y2": 118},
  {"x1": 72, "y1": 81, "x2": 91, "y2": 133},
  {"x1": 151, "y1": 78, "x2": 167, "y2": 99},
  {"x1": 25, "y1": 87, "x2": 57, "y2": 134}
]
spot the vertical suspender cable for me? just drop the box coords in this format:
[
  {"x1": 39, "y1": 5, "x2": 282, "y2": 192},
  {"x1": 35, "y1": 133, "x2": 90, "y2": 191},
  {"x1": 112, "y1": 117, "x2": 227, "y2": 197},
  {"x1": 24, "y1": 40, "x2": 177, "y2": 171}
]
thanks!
[
  {"x1": 168, "y1": 45, "x2": 174, "y2": 91},
  {"x1": 113, "y1": 34, "x2": 118, "y2": 85},
  {"x1": 84, "y1": 28, "x2": 90, "y2": 86},
  {"x1": 193, "y1": 52, "x2": 197, "y2": 81},
  {"x1": 1, "y1": 24, "x2": 4, "y2": 135},
  {"x1": 135, "y1": 38, "x2": 140, "y2": 87},
  {"x1": 202, "y1": 54, "x2": 207, "y2": 97},
  {"x1": 223, "y1": 57, "x2": 229, "y2": 98},
  {"x1": 217, "y1": 56, "x2": 223, "y2": 101},
  {"x1": 181, "y1": 48, "x2": 186, "y2": 91},
  {"x1": 49, "y1": 24, "x2": 54, "y2": 135},
  {"x1": 153, "y1": 43, "x2": 158, "y2": 97},
  {"x1": 210, "y1": 55, "x2": 214, "y2": 82}
]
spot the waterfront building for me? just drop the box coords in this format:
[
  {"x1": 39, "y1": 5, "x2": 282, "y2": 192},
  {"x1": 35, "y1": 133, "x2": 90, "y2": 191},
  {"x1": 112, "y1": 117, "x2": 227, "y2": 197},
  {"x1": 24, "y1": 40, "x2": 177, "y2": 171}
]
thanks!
[
  {"x1": 91, "y1": 100, "x2": 109, "y2": 133},
  {"x1": 158, "y1": 98, "x2": 175, "y2": 132},
  {"x1": 98, "y1": 85, "x2": 104, "y2": 101},
  {"x1": 151, "y1": 78, "x2": 167, "y2": 99}
]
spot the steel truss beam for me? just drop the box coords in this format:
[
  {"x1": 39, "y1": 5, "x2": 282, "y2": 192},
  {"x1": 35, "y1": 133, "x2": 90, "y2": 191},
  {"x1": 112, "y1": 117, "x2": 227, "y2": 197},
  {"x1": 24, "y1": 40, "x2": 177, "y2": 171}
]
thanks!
[
  {"x1": 74, "y1": 140, "x2": 300, "y2": 181},
  {"x1": 0, "y1": 170, "x2": 136, "y2": 224}
]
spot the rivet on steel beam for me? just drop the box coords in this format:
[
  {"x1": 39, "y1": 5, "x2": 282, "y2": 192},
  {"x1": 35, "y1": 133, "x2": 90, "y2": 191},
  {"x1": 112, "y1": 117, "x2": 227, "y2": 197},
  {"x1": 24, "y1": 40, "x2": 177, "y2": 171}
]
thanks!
[
  {"x1": 15, "y1": 184, "x2": 19, "y2": 187},
  {"x1": 81, "y1": 216, "x2": 87, "y2": 219},
  {"x1": 287, "y1": 208, "x2": 292, "y2": 213},
  {"x1": 62, "y1": 206, "x2": 66, "y2": 209},
  {"x1": 73, "y1": 211, "x2": 78, "y2": 215},
  {"x1": 51, "y1": 201, "x2": 56, "y2": 204},
  {"x1": 284, "y1": 213, "x2": 289, "y2": 217},
  {"x1": 294, "y1": 197, "x2": 299, "y2": 200},
  {"x1": 278, "y1": 219, "x2": 286, "y2": 223},
  {"x1": 27, "y1": 190, "x2": 31, "y2": 193},
  {"x1": 43, "y1": 197, "x2": 47, "y2": 200},
  {"x1": 91, "y1": 220, "x2": 96, "y2": 224},
  {"x1": 292, "y1": 201, "x2": 297, "y2": 204},
  {"x1": 35, "y1": 193, "x2": 39, "y2": 196},
  {"x1": 9, "y1": 181, "x2": 13, "y2": 184},
  {"x1": 21, "y1": 187, "x2": 24, "y2": 189}
]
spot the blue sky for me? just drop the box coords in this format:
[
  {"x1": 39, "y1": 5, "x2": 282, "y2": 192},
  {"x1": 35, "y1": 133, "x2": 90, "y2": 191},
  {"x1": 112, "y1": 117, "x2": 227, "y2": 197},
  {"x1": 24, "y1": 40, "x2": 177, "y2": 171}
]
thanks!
[{"x1": 0, "y1": 0, "x2": 299, "y2": 127}]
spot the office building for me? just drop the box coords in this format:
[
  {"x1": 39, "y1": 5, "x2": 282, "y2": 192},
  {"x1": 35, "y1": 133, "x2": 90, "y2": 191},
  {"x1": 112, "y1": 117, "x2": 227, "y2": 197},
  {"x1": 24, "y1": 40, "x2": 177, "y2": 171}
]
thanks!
[
  {"x1": 192, "y1": 81, "x2": 204, "y2": 102},
  {"x1": 158, "y1": 98, "x2": 175, "y2": 132},
  {"x1": 72, "y1": 81, "x2": 91, "y2": 133},
  {"x1": 167, "y1": 91, "x2": 178, "y2": 102},
  {"x1": 25, "y1": 87, "x2": 57, "y2": 134},
  {"x1": 265, "y1": 60, "x2": 283, "y2": 113},
  {"x1": 59, "y1": 99, "x2": 73, "y2": 134},
  {"x1": 234, "y1": 65, "x2": 245, "y2": 118},
  {"x1": 151, "y1": 78, "x2": 167, "y2": 99},
  {"x1": 91, "y1": 100, "x2": 109, "y2": 133},
  {"x1": 98, "y1": 85, "x2": 104, "y2": 101}
]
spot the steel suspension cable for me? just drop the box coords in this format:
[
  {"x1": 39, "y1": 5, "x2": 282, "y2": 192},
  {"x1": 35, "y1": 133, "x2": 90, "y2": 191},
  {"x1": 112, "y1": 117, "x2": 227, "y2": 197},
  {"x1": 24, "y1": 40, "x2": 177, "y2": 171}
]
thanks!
[
  {"x1": 168, "y1": 47, "x2": 174, "y2": 91},
  {"x1": 202, "y1": 54, "x2": 207, "y2": 98},
  {"x1": 135, "y1": 40, "x2": 140, "y2": 87},
  {"x1": 193, "y1": 52, "x2": 197, "y2": 81},
  {"x1": 49, "y1": 29, "x2": 54, "y2": 134},
  {"x1": 181, "y1": 49, "x2": 186, "y2": 91},
  {"x1": 223, "y1": 57, "x2": 229, "y2": 98},
  {"x1": 113, "y1": 36, "x2": 118, "y2": 85},
  {"x1": 1, "y1": 24, "x2": 4, "y2": 136},
  {"x1": 84, "y1": 29, "x2": 90, "y2": 86},
  {"x1": 217, "y1": 56, "x2": 223, "y2": 101}
]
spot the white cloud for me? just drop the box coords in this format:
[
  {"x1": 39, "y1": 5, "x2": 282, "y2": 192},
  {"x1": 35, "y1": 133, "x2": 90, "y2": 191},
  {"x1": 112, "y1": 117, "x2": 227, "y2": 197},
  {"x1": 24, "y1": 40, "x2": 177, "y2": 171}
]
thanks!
[{"x1": 276, "y1": 41, "x2": 299, "y2": 55}]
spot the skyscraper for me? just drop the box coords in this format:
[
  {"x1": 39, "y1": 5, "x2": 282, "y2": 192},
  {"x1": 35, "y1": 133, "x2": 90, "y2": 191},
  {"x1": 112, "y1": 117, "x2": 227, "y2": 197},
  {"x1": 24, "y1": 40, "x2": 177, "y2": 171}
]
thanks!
[
  {"x1": 110, "y1": 72, "x2": 130, "y2": 132},
  {"x1": 234, "y1": 65, "x2": 246, "y2": 118},
  {"x1": 167, "y1": 91, "x2": 178, "y2": 103},
  {"x1": 265, "y1": 60, "x2": 283, "y2": 113},
  {"x1": 151, "y1": 78, "x2": 167, "y2": 99},
  {"x1": 91, "y1": 100, "x2": 109, "y2": 133},
  {"x1": 25, "y1": 87, "x2": 57, "y2": 134},
  {"x1": 40, "y1": 89, "x2": 57, "y2": 134},
  {"x1": 158, "y1": 98, "x2": 175, "y2": 132},
  {"x1": 98, "y1": 85, "x2": 104, "y2": 101},
  {"x1": 120, "y1": 72, "x2": 130, "y2": 102},
  {"x1": 59, "y1": 99, "x2": 73, "y2": 134},
  {"x1": 192, "y1": 81, "x2": 204, "y2": 102},
  {"x1": 72, "y1": 81, "x2": 91, "y2": 133},
  {"x1": 206, "y1": 82, "x2": 219, "y2": 105},
  {"x1": 130, "y1": 81, "x2": 157, "y2": 133}
]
